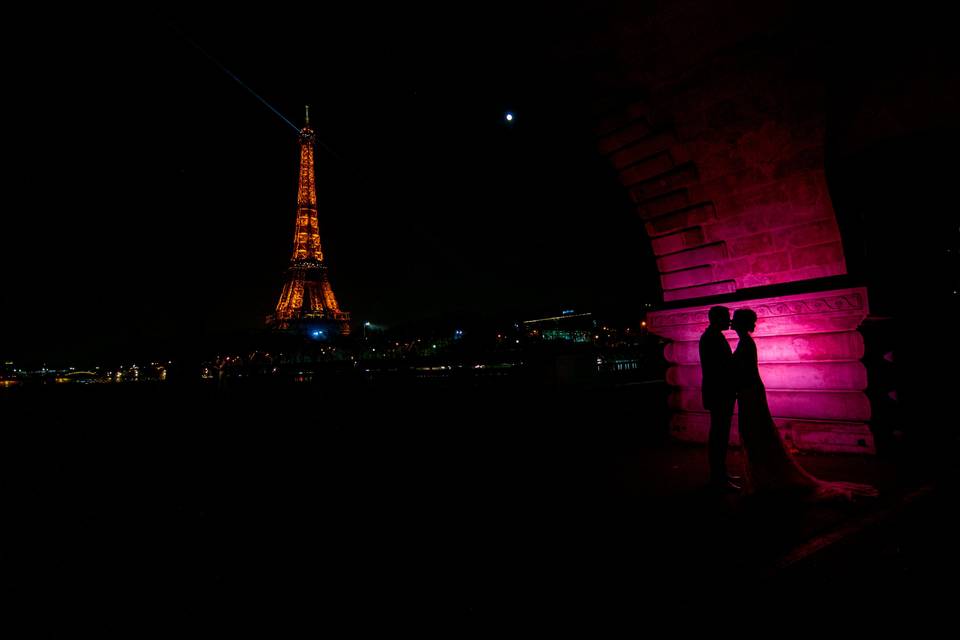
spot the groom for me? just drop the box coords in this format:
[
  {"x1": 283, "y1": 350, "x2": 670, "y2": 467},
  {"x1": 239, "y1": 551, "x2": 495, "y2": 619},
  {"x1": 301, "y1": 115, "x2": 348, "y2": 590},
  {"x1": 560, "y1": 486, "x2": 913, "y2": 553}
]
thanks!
[{"x1": 699, "y1": 306, "x2": 741, "y2": 491}]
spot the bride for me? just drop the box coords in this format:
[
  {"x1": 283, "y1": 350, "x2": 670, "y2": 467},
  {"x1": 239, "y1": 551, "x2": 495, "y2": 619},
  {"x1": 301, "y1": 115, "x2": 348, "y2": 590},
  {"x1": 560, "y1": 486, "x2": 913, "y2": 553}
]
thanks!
[{"x1": 731, "y1": 308, "x2": 879, "y2": 502}]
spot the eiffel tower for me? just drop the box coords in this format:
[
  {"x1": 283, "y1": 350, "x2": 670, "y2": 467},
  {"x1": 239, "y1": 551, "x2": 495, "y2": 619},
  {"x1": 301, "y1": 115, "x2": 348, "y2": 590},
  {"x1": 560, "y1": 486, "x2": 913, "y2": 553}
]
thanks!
[{"x1": 268, "y1": 106, "x2": 350, "y2": 336}]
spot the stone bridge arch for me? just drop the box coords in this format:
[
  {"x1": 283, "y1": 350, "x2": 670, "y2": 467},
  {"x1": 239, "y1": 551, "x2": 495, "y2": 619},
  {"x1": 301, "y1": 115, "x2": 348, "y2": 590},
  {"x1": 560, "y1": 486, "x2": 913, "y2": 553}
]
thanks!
[{"x1": 555, "y1": 1, "x2": 954, "y2": 454}]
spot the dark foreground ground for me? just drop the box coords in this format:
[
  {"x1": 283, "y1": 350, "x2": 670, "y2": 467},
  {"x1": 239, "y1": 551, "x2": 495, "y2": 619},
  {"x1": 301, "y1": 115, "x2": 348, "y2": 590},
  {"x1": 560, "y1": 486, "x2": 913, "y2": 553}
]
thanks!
[{"x1": 4, "y1": 381, "x2": 958, "y2": 631}]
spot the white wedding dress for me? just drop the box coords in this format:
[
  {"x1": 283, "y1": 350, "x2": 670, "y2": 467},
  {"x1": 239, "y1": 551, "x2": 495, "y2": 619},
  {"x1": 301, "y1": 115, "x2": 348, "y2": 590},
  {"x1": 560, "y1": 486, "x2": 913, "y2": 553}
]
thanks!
[{"x1": 733, "y1": 331, "x2": 879, "y2": 502}]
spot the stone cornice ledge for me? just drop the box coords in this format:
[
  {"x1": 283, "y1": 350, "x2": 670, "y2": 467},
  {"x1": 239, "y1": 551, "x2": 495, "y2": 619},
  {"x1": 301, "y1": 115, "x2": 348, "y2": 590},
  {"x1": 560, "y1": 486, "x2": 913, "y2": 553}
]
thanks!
[{"x1": 647, "y1": 287, "x2": 869, "y2": 341}]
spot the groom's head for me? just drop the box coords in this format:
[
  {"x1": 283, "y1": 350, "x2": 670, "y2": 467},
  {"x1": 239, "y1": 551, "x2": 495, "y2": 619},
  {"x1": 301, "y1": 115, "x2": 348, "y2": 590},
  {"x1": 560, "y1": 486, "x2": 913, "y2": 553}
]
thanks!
[{"x1": 708, "y1": 306, "x2": 731, "y2": 329}]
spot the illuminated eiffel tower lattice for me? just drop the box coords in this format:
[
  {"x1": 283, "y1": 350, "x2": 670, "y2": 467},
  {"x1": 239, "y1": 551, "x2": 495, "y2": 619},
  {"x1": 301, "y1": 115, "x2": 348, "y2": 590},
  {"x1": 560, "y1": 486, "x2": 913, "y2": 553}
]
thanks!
[{"x1": 268, "y1": 106, "x2": 350, "y2": 336}]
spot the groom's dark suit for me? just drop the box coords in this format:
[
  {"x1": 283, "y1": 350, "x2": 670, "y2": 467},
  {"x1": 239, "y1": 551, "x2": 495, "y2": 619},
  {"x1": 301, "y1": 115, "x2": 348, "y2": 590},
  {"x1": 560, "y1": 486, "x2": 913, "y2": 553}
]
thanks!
[{"x1": 699, "y1": 324, "x2": 736, "y2": 483}]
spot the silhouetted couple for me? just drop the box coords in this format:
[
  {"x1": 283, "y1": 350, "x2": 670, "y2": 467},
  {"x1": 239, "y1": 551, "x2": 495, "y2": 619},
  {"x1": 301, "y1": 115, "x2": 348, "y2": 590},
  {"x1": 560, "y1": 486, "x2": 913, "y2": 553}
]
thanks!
[{"x1": 699, "y1": 306, "x2": 878, "y2": 502}]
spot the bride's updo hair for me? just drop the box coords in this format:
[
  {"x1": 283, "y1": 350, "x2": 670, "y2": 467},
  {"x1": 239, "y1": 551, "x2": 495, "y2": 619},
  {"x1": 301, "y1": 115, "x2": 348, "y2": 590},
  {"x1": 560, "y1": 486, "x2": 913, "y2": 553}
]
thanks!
[{"x1": 732, "y1": 308, "x2": 758, "y2": 331}]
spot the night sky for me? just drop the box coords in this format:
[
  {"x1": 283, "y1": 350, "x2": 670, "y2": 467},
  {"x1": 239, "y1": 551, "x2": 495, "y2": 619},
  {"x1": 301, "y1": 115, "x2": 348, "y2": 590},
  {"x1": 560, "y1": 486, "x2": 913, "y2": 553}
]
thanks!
[
  {"x1": 2, "y1": 7, "x2": 656, "y2": 366},
  {"x1": 3, "y1": 6, "x2": 957, "y2": 367}
]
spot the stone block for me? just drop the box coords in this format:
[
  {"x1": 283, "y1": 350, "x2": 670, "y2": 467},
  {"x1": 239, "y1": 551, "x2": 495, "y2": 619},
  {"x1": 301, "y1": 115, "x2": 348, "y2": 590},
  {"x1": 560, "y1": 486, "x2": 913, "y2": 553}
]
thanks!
[
  {"x1": 710, "y1": 257, "x2": 752, "y2": 282},
  {"x1": 730, "y1": 231, "x2": 773, "y2": 257},
  {"x1": 651, "y1": 227, "x2": 706, "y2": 256},
  {"x1": 666, "y1": 361, "x2": 867, "y2": 390},
  {"x1": 657, "y1": 242, "x2": 728, "y2": 272},
  {"x1": 628, "y1": 163, "x2": 699, "y2": 203},
  {"x1": 771, "y1": 219, "x2": 840, "y2": 249},
  {"x1": 662, "y1": 280, "x2": 737, "y2": 302},
  {"x1": 776, "y1": 264, "x2": 846, "y2": 283},
  {"x1": 788, "y1": 420, "x2": 875, "y2": 454},
  {"x1": 750, "y1": 251, "x2": 790, "y2": 274},
  {"x1": 790, "y1": 242, "x2": 845, "y2": 270},
  {"x1": 646, "y1": 203, "x2": 717, "y2": 236},
  {"x1": 636, "y1": 190, "x2": 692, "y2": 219},
  {"x1": 702, "y1": 210, "x2": 770, "y2": 241},
  {"x1": 663, "y1": 331, "x2": 865, "y2": 364},
  {"x1": 661, "y1": 266, "x2": 716, "y2": 290}
]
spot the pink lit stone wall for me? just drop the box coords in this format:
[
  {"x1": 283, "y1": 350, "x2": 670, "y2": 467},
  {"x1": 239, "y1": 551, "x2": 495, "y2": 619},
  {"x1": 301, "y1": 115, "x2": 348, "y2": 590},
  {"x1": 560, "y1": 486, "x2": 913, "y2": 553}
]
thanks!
[
  {"x1": 596, "y1": 100, "x2": 846, "y2": 303},
  {"x1": 589, "y1": 6, "x2": 850, "y2": 303},
  {"x1": 582, "y1": 4, "x2": 879, "y2": 453},
  {"x1": 647, "y1": 288, "x2": 874, "y2": 454}
]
